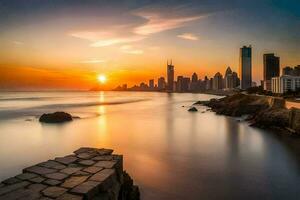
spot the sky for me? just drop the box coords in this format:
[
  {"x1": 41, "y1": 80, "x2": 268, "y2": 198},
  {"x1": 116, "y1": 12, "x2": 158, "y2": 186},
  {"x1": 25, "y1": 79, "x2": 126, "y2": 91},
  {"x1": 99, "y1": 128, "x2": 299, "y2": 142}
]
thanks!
[{"x1": 0, "y1": 0, "x2": 299, "y2": 90}]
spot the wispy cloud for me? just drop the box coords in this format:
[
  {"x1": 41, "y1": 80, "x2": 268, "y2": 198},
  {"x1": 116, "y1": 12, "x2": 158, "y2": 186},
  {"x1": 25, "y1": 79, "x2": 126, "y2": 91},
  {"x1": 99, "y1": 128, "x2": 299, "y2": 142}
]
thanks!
[
  {"x1": 12, "y1": 41, "x2": 24, "y2": 45},
  {"x1": 177, "y1": 33, "x2": 199, "y2": 41},
  {"x1": 120, "y1": 45, "x2": 143, "y2": 55},
  {"x1": 133, "y1": 13, "x2": 202, "y2": 35},
  {"x1": 79, "y1": 59, "x2": 106, "y2": 64}
]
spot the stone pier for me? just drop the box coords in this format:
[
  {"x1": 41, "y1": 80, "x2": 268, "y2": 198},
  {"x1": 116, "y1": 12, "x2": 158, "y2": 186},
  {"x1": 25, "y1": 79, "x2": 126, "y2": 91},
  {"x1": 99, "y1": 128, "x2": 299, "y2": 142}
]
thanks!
[{"x1": 0, "y1": 148, "x2": 139, "y2": 200}]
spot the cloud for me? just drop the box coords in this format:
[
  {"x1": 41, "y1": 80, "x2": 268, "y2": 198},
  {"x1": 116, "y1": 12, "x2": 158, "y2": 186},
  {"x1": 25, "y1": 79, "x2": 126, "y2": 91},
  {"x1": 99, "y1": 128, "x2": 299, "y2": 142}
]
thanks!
[
  {"x1": 120, "y1": 45, "x2": 143, "y2": 55},
  {"x1": 79, "y1": 59, "x2": 106, "y2": 64},
  {"x1": 12, "y1": 41, "x2": 24, "y2": 45},
  {"x1": 177, "y1": 33, "x2": 199, "y2": 41},
  {"x1": 133, "y1": 13, "x2": 202, "y2": 35}
]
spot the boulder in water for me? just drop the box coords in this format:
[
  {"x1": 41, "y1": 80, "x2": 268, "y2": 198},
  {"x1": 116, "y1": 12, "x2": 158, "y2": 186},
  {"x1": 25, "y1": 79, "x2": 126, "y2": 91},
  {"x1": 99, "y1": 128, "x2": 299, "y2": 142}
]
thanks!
[
  {"x1": 39, "y1": 112, "x2": 73, "y2": 123},
  {"x1": 188, "y1": 107, "x2": 198, "y2": 112}
]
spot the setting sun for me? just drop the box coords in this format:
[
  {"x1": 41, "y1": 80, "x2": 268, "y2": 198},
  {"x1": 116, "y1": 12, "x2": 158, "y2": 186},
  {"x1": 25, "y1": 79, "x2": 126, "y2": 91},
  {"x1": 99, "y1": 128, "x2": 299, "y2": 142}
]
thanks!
[{"x1": 97, "y1": 75, "x2": 107, "y2": 84}]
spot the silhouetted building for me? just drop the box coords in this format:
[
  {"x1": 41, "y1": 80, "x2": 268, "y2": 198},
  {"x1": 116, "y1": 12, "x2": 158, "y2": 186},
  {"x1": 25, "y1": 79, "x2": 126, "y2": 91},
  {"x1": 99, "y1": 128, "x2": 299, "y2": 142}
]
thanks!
[
  {"x1": 149, "y1": 79, "x2": 154, "y2": 90},
  {"x1": 176, "y1": 76, "x2": 183, "y2": 92},
  {"x1": 282, "y1": 66, "x2": 293, "y2": 75},
  {"x1": 190, "y1": 72, "x2": 198, "y2": 91},
  {"x1": 224, "y1": 67, "x2": 234, "y2": 89},
  {"x1": 158, "y1": 77, "x2": 166, "y2": 90},
  {"x1": 239, "y1": 45, "x2": 252, "y2": 89},
  {"x1": 167, "y1": 60, "x2": 174, "y2": 92},
  {"x1": 213, "y1": 72, "x2": 223, "y2": 90},
  {"x1": 263, "y1": 53, "x2": 280, "y2": 91},
  {"x1": 272, "y1": 75, "x2": 300, "y2": 94},
  {"x1": 182, "y1": 77, "x2": 190, "y2": 92}
]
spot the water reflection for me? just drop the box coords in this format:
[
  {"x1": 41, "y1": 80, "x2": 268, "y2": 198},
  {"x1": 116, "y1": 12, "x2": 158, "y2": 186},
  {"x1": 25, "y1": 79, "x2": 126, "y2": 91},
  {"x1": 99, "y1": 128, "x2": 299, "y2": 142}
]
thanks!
[{"x1": 0, "y1": 92, "x2": 299, "y2": 199}]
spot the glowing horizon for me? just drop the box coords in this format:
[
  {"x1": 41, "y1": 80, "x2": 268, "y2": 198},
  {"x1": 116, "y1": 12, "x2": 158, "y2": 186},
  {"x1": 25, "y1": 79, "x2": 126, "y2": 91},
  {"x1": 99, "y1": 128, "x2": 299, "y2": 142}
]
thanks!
[{"x1": 0, "y1": 0, "x2": 299, "y2": 90}]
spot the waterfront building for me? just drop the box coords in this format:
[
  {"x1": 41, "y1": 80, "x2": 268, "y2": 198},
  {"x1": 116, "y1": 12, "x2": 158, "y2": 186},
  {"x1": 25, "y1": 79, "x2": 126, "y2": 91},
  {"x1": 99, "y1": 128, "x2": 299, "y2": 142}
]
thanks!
[
  {"x1": 263, "y1": 53, "x2": 280, "y2": 91},
  {"x1": 176, "y1": 76, "x2": 183, "y2": 92},
  {"x1": 213, "y1": 72, "x2": 223, "y2": 90},
  {"x1": 272, "y1": 75, "x2": 300, "y2": 93},
  {"x1": 158, "y1": 77, "x2": 166, "y2": 90},
  {"x1": 149, "y1": 79, "x2": 154, "y2": 90},
  {"x1": 167, "y1": 60, "x2": 175, "y2": 92},
  {"x1": 282, "y1": 66, "x2": 293, "y2": 76},
  {"x1": 239, "y1": 45, "x2": 252, "y2": 89},
  {"x1": 190, "y1": 72, "x2": 198, "y2": 91}
]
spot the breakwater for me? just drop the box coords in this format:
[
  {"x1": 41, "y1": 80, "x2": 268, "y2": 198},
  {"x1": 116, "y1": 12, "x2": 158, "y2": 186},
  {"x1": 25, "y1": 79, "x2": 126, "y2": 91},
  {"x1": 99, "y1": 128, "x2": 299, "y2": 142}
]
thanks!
[{"x1": 0, "y1": 147, "x2": 139, "y2": 200}]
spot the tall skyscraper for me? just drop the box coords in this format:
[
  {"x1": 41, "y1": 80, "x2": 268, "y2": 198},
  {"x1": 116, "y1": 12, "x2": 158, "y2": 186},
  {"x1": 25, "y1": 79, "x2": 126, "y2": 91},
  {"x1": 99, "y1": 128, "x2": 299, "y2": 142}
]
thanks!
[
  {"x1": 167, "y1": 60, "x2": 174, "y2": 92},
  {"x1": 263, "y1": 53, "x2": 280, "y2": 91},
  {"x1": 190, "y1": 72, "x2": 198, "y2": 91},
  {"x1": 239, "y1": 45, "x2": 252, "y2": 89},
  {"x1": 213, "y1": 72, "x2": 223, "y2": 90},
  {"x1": 224, "y1": 66, "x2": 233, "y2": 89}
]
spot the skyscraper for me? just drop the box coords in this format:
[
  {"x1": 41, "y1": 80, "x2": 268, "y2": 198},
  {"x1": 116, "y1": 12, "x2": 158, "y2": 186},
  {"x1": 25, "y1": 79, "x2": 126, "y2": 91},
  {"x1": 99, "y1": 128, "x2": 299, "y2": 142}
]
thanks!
[
  {"x1": 167, "y1": 60, "x2": 174, "y2": 92},
  {"x1": 239, "y1": 45, "x2": 252, "y2": 89},
  {"x1": 213, "y1": 72, "x2": 223, "y2": 90},
  {"x1": 263, "y1": 53, "x2": 280, "y2": 91},
  {"x1": 149, "y1": 79, "x2": 154, "y2": 90},
  {"x1": 190, "y1": 72, "x2": 198, "y2": 91},
  {"x1": 157, "y1": 77, "x2": 166, "y2": 90}
]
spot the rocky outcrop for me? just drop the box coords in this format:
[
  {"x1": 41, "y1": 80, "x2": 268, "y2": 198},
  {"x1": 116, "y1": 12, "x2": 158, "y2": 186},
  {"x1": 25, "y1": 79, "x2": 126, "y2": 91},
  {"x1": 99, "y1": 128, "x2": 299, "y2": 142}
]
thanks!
[
  {"x1": 0, "y1": 147, "x2": 140, "y2": 200},
  {"x1": 188, "y1": 107, "x2": 198, "y2": 112},
  {"x1": 39, "y1": 112, "x2": 73, "y2": 123},
  {"x1": 198, "y1": 93, "x2": 300, "y2": 134}
]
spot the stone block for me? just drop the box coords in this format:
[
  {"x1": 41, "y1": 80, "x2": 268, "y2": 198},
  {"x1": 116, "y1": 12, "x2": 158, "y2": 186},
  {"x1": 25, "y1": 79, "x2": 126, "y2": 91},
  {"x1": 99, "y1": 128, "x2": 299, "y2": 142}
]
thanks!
[
  {"x1": 78, "y1": 160, "x2": 95, "y2": 166},
  {"x1": 71, "y1": 181, "x2": 100, "y2": 199},
  {"x1": 55, "y1": 155, "x2": 78, "y2": 165},
  {"x1": 38, "y1": 160, "x2": 66, "y2": 170},
  {"x1": 0, "y1": 181, "x2": 30, "y2": 196},
  {"x1": 29, "y1": 176, "x2": 45, "y2": 183},
  {"x1": 43, "y1": 172, "x2": 69, "y2": 180},
  {"x1": 43, "y1": 179, "x2": 62, "y2": 186},
  {"x1": 60, "y1": 167, "x2": 83, "y2": 175},
  {"x1": 77, "y1": 152, "x2": 96, "y2": 160},
  {"x1": 83, "y1": 166, "x2": 103, "y2": 174},
  {"x1": 57, "y1": 193, "x2": 83, "y2": 200},
  {"x1": 89, "y1": 169, "x2": 115, "y2": 183},
  {"x1": 94, "y1": 161, "x2": 117, "y2": 168},
  {"x1": 2, "y1": 177, "x2": 21, "y2": 185},
  {"x1": 42, "y1": 186, "x2": 67, "y2": 198},
  {"x1": 96, "y1": 149, "x2": 113, "y2": 156},
  {"x1": 92, "y1": 155, "x2": 113, "y2": 161},
  {"x1": 16, "y1": 173, "x2": 38, "y2": 180},
  {"x1": 24, "y1": 166, "x2": 57, "y2": 175},
  {"x1": 73, "y1": 171, "x2": 91, "y2": 176},
  {"x1": 61, "y1": 176, "x2": 89, "y2": 189}
]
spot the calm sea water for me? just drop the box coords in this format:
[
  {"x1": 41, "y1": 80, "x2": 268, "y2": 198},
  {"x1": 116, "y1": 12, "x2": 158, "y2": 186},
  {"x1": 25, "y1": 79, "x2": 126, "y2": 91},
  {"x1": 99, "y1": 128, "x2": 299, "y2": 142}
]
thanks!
[{"x1": 0, "y1": 91, "x2": 299, "y2": 199}]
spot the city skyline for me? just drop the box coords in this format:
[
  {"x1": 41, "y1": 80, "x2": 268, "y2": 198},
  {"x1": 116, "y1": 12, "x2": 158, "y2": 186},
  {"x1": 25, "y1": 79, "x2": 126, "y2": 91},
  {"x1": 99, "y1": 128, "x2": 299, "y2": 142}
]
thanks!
[{"x1": 0, "y1": 0, "x2": 300, "y2": 90}]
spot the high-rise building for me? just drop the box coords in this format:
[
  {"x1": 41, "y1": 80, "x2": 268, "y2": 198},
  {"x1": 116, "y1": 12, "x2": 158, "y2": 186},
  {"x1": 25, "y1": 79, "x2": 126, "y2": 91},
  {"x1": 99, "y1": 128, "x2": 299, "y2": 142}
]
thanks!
[
  {"x1": 176, "y1": 76, "x2": 183, "y2": 92},
  {"x1": 182, "y1": 77, "x2": 190, "y2": 92},
  {"x1": 282, "y1": 66, "x2": 293, "y2": 75},
  {"x1": 272, "y1": 75, "x2": 300, "y2": 93},
  {"x1": 239, "y1": 45, "x2": 252, "y2": 89},
  {"x1": 190, "y1": 72, "x2": 198, "y2": 91},
  {"x1": 157, "y1": 77, "x2": 166, "y2": 90},
  {"x1": 224, "y1": 67, "x2": 233, "y2": 89},
  {"x1": 149, "y1": 79, "x2": 154, "y2": 90},
  {"x1": 213, "y1": 72, "x2": 223, "y2": 90},
  {"x1": 167, "y1": 60, "x2": 174, "y2": 92},
  {"x1": 263, "y1": 53, "x2": 280, "y2": 91}
]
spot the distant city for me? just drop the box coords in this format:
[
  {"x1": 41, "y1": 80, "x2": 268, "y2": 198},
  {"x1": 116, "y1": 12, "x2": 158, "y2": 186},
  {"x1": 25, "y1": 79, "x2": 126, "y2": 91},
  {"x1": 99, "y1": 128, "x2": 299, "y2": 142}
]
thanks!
[{"x1": 114, "y1": 45, "x2": 300, "y2": 94}]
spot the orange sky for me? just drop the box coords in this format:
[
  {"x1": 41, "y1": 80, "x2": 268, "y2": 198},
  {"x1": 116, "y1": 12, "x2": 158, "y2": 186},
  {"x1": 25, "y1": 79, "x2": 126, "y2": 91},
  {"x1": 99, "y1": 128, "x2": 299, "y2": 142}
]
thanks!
[{"x1": 0, "y1": 0, "x2": 299, "y2": 90}]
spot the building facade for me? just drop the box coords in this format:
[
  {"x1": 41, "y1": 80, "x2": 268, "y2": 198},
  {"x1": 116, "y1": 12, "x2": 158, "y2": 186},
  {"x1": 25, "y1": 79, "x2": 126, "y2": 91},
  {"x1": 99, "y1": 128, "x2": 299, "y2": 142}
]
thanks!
[
  {"x1": 263, "y1": 53, "x2": 280, "y2": 91},
  {"x1": 239, "y1": 46, "x2": 252, "y2": 90},
  {"x1": 213, "y1": 72, "x2": 223, "y2": 90},
  {"x1": 157, "y1": 77, "x2": 166, "y2": 90},
  {"x1": 167, "y1": 61, "x2": 174, "y2": 92},
  {"x1": 272, "y1": 75, "x2": 300, "y2": 94}
]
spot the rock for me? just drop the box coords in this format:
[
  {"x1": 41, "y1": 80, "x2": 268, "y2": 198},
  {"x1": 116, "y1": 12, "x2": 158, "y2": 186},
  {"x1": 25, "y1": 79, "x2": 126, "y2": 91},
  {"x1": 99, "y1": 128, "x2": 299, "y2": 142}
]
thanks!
[
  {"x1": 43, "y1": 172, "x2": 69, "y2": 180},
  {"x1": 39, "y1": 112, "x2": 73, "y2": 123},
  {"x1": 42, "y1": 186, "x2": 67, "y2": 198},
  {"x1": 289, "y1": 108, "x2": 300, "y2": 134},
  {"x1": 188, "y1": 107, "x2": 198, "y2": 112},
  {"x1": 77, "y1": 152, "x2": 96, "y2": 160},
  {"x1": 89, "y1": 169, "x2": 115, "y2": 183},
  {"x1": 38, "y1": 160, "x2": 66, "y2": 170},
  {"x1": 55, "y1": 155, "x2": 78, "y2": 165},
  {"x1": 30, "y1": 176, "x2": 46, "y2": 183},
  {"x1": 57, "y1": 193, "x2": 83, "y2": 200},
  {"x1": 0, "y1": 181, "x2": 30, "y2": 196},
  {"x1": 16, "y1": 173, "x2": 38, "y2": 180},
  {"x1": 78, "y1": 160, "x2": 95, "y2": 166},
  {"x1": 83, "y1": 166, "x2": 103, "y2": 174},
  {"x1": 119, "y1": 171, "x2": 140, "y2": 200},
  {"x1": 2, "y1": 177, "x2": 21, "y2": 185},
  {"x1": 61, "y1": 176, "x2": 89, "y2": 188},
  {"x1": 94, "y1": 161, "x2": 117, "y2": 168},
  {"x1": 71, "y1": 181, "x2": 100, "y2": 199},
  {"x1": 60, "y1": 167, "x2": 83, "y2": 175},
  {"x1": 24, "y1": 165, "x2": 57, "y2": 175},
  {"x1": 43, "y1": 179, "x2": 62, "y2": 186}
]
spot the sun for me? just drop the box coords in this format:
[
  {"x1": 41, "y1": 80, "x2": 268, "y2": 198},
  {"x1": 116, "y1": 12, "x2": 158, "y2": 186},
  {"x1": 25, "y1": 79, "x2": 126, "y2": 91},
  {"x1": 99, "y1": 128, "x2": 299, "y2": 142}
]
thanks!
[{"x1": 97, "y1": 74, "x2": 107, "y2": 84}]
